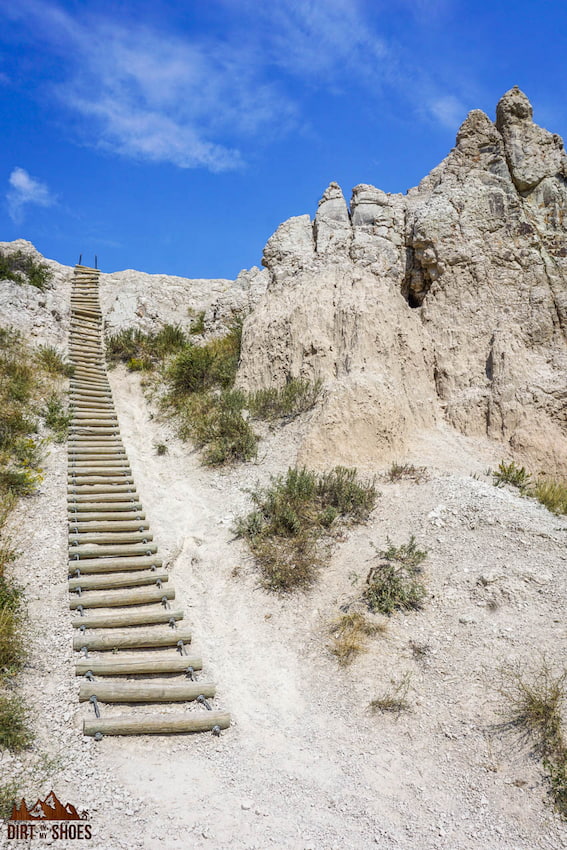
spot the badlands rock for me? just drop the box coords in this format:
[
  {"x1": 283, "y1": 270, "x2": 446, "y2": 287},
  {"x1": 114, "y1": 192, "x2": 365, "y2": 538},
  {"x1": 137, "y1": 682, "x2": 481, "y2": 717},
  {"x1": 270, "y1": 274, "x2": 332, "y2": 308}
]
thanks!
[{"x1": 239, "y1": 88, "x2": 567, "y2": 473}]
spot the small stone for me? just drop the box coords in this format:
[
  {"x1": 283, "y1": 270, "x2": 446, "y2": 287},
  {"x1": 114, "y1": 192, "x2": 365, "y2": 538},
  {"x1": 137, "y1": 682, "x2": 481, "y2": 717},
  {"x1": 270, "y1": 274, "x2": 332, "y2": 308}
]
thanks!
[{"x1": 241, "y1": 800, "x2": 252, "y2": 811}]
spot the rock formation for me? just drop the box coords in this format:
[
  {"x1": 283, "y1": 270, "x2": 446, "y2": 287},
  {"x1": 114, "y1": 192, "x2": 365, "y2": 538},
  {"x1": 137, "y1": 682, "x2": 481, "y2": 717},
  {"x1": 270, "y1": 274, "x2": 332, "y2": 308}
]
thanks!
[{"x1": 238, "y1": 87, "x2": 567, "y2": 473}]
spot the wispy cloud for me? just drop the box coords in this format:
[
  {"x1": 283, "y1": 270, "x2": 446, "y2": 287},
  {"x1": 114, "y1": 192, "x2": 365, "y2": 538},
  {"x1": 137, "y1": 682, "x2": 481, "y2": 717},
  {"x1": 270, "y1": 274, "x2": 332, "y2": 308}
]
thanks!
[
  {"x1": 6, "y1": 167, "x2": 56, "y2": 224},
  {"x1": 5, "y1": 0, "x2": 468, "y2": 172},
  {"x1": 428, "y1": 94, "x2": 466, "y2": 129}
]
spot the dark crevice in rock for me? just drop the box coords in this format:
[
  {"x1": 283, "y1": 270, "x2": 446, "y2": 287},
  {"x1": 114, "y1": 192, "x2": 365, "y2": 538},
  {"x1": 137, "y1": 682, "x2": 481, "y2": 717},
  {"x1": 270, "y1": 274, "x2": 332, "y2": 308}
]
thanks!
[{"x1": 401, "y1": 246, "x2": 432, "y2": 308}]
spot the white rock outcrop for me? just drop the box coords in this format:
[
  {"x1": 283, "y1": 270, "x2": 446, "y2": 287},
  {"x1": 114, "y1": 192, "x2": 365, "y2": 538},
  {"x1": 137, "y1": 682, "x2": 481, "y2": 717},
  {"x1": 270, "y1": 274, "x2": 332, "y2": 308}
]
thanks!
[{"x1": 239, "y1": 88, "x2": 567, "y2": 473}]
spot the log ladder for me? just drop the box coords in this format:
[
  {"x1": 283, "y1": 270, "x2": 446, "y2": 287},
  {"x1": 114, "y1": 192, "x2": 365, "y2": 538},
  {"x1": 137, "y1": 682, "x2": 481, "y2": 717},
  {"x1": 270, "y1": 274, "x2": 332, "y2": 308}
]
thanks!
[{"x1": 68, "y1": 265, "x2": 230, "y2": 737}]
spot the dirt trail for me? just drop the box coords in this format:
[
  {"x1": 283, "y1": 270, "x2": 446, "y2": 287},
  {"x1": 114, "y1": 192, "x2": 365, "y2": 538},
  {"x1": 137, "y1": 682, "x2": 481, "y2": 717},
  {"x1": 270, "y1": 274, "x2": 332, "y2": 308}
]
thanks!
[{"x1": 2, "y1": 366, "x2": 567, "y2": 850}]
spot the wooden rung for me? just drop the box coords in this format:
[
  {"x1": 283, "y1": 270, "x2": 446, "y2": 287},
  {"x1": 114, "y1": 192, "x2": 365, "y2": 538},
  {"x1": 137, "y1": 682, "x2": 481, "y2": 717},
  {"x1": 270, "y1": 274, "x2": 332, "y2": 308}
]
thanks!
[
  {"x1": 69, "y1": 519, "x2": 150, "y2": 534},
  {"x1": 73, "y1": 625, "x2": 190, "y2": 651},
  {"x1": 69, "y1": 485, "x2": 135, "y2": 495},
  {"x1": 68, "y1": 490, "x2": 137, "y2": 501},
  {"x1": 71, "y1": 606, "x2": 182, "y2": 629},
  {"x1": 83, "y1": 711, "x2": 229, "y2": 737},
  {"x1": 68, "y1": 568, "x2": 166, "y2": 591},
  {"x1": 75, "y1": 652, "x2": 201, "y2": 676},
  {"x1": 68, "y1": 542, "x2": 158, "y2": 559},
  {"x1": 68, "y1": 555, "x2": 159, "y2": 574},
  {"x1": 68, "y1": 502, "x2": 143, "y2": 513},
  {"x1": 68, "y1": 531, "x2": 153, "y2": 545},
  {"x1": 79, "y1": 680, "x2": 214, "y2": 703},
  {"x1": 69, "y1": 585, "x2": 173, "y2": 609},
  {"x1": 68, "y1": 514, "x2": 145, "y2": 525}
]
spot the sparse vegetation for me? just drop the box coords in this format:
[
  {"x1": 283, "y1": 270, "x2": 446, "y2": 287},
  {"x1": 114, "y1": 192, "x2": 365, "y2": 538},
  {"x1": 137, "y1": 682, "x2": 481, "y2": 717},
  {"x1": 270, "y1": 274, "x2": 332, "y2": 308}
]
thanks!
[
  {"x1": 42, "y1": 394, "x2": 71, "y2": 442},
  {"x1": 387, "y1": 462, "x2": 428, "y2": 483},
  {"x1": 155, "y1": 442, "x2": 168, "y2": 456},
  {"x1": 166, "y1": 320, "x2": 242, "y2": 395},
  {"x1": 363, "y1": 536, "x2": 427, "y2": 615},
  {"x1": 491, "y1": 459, "x2": 567, "y2": 515},
  {"x1": 532, "y1": 479, "x2": 567, "y2": 516},
  {"x1": 106, "y1": 323, "x2": 188, "y2": 370},
  {"x1": 492, "y1": 460, "x2": 532, "y2": 493},
  {"x1": 328, "y1": 611, "x2": 386, "y2": 666},
  {"x1": 235, "y1": 466, "x2": 377, "y2": 591},
  {"x1": 0, "y1": 249, "x2": 52, "y2": 291},
  {"x1": 247, "y1": 378, "x2": 322, "y2": 421},
  {"x1": 370, "y1": 672, "x2": 412, "y2": 714},
  {"x1": 0, "y1": 329, "x2": 71, "y2": 758},
  {"x1": 500, "y1": 662, "x2": 567, "y2": 818},
  {"x1": 189, "y1": 310, "x2": 206, "y2": 335},
  {"x1": 36, "y1": 346, "x2": 74, "y2": 377},
  {"x1": 409, "y1": 639, "x2": 431, "y2": 661},
  {"x1": 0, "y1": 693, "x2": 32, "y2": 751}
]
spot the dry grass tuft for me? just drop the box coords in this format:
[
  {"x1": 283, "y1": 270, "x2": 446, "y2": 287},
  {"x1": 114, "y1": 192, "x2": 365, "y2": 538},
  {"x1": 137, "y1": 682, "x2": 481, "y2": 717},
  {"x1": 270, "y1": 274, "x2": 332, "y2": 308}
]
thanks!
[
  {"x1": 500, "y1": 662, "x2": 567, "y2": 818},
  {"x1": 328, "y1": 611, "x2": 386, "y2": 666},
  {"x1": 387, "y1": 462, "x2": 428, "y2": 483},
  {"x1": 370, "y1": 672, "x2": 412, "y2": 714}
]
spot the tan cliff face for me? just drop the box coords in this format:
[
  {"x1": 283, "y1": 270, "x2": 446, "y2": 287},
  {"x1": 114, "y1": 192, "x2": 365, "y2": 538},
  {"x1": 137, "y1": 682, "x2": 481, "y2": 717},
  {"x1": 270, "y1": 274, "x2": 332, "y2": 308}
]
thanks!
[{"x1": 237, "y1": 87, "x2": 567, "y2": 473}]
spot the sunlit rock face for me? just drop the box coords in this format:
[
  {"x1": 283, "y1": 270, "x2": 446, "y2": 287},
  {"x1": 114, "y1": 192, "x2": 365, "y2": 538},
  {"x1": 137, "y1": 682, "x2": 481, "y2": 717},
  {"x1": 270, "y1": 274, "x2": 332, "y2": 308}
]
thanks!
[{"x1": 239, "y1": 88, "x2": 567, "y2": 473}]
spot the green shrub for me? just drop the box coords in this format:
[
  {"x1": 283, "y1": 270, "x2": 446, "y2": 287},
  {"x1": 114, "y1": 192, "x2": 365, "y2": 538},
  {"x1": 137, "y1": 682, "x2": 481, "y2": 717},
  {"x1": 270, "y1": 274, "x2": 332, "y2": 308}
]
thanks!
[
  {"x1": 533, "y1": 479, "x2": 567, "y2": 516},
  {"x1": 106, "y1": 323, "x2": 187, "y2": 369},
  {"x1": 166, "y1": 320, "x2": 242, "y2": 398},
  {"x1": 0, "y1": 693, "x2": 32, "y2": 750},
  {"x1": 189, "y1": 311, "x2": 206, "y2": 335},
  {"x1": 235, "y1": 466, "x2": 377, "y2": 592},
  {"x1": 247, "y1": 379, "x2": 321, "y2": 421},
  {"x1": 492, "y1": 460, "x2": 532, "y2": 493},
  {"x1": 175, "y1": 390, "x2": 257, "y2": 466},
  {"x1": 500, "y1": 662, "x2": 567, "y2": 818},
  {"x1": 36, "y1": 346, "x2": 73, "y2": 377},
  {"x1": 492, "y1": 460, "x2": 567, "y2": 516},
  {"x1": 363, "y1": 537, "x2": 427, "y2": 615},
  {"x1": 0, "y1": 250, "x2": 52, "y2": 291},
  {"x1": 42, "y1": 394, "x2": 71, "y2": 442}
]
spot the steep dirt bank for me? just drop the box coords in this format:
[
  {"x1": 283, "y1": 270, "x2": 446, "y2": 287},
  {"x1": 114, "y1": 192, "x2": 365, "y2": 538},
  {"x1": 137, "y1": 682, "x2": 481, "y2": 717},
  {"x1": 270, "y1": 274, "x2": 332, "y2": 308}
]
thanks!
[{"x1": 3, "y1": 367, "x2": 566, "y2": 850}]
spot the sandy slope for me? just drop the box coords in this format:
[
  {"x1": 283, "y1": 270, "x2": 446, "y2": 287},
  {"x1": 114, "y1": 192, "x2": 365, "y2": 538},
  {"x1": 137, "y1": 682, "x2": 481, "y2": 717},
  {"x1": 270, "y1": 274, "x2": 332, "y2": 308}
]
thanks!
[{"x1": 2, "y1": 367, "x2": 567, "y2": 850}]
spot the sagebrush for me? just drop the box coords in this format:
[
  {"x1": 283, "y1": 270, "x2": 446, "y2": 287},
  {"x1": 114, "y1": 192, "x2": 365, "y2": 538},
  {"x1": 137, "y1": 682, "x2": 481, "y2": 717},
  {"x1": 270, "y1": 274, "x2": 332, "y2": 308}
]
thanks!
[{"x1": 235, "y1": 466, "x2": 377, "y2": 591}]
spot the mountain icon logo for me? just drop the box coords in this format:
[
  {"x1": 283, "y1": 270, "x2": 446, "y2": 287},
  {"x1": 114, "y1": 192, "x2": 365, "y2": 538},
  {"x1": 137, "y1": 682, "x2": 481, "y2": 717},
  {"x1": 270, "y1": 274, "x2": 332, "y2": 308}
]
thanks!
[{"x1": 10, "y1": 792, "x2": 82, "y2": 822}]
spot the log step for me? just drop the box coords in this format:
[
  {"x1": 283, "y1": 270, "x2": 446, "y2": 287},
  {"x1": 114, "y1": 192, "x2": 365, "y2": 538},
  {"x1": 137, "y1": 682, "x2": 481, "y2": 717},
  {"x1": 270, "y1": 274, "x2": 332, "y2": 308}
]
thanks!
[
  {"x1": 68, "y1": 542, "x2": 157, "y2": 559},
  {"x1": 69, "y1": 585, "x2": 174, "y2": 609},
  {"x1": 73, "y1": 625, "x2": 190, "y2": 651},
  {"x1": 75, "y1": 652, "x2": 201, "y2": 676},
  {"x1": 69, "y1": 568, "x2": 166, "y2": 591},
  {"x1": 68, "y1": 555, "x2": 160, "y2": 574},
  {"x1": 69, "y1": 531, "x2": 153, "y2": 545},
  {"x1": 79, "y1": 679, "x2": 214, "y2": 703},
  {"x1": 71, "y1": 606, "x2": 183, "y2": 629},
  {"x1": 68, "y1": 502, "x2": 143, "y2": 512},
  {"x1": 83, "y1": 711, "x2": 230, "y2": 737},
  {"x1": 68, "y1": 521, "x2": 149, "y2": 532}
]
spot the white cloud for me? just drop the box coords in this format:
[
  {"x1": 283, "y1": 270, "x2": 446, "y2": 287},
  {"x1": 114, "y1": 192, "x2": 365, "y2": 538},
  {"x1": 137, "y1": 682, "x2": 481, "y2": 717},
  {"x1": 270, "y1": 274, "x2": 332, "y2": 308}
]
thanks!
[
  {"x1": 429, "y1": 95, "x2": 466, "y2": 129},
  {"x1": 6, "y1": 167, "x2": 55, "y2": 224},
  {"x1": 9, "y1": 0, "x2": 468, "y2": 169},
  {"x1": 18, "y1": 4, "x2": 295, "y2": 171}
]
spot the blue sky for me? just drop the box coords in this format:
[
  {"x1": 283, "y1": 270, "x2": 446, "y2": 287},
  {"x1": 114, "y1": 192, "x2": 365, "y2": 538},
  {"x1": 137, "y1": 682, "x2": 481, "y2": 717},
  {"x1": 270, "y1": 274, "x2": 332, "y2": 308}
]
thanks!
[{"x1": 0, "y1": 0, "x2": 565, "y2": 278}]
